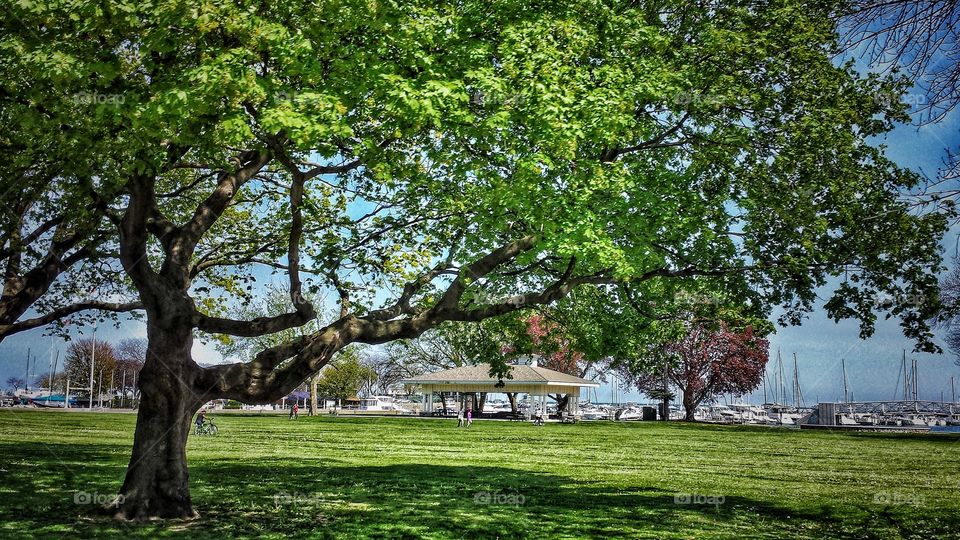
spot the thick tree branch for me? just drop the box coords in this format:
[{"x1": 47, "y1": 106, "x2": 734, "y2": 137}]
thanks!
[
  {"x1": 367, "y1": 234, "x2": 464, "y2": 321},
  {"x1": 164, "y1": 150, "x2": 271, "y2": 285},
  {"x1": 286, "y1": 170, "x2": 315, "y2": 320},
  {"x1": 193, "y1": 311, "x2": 314, "y2": 338},
  {"x1": 431, "y1": 235, "x2": 539, "y2": 314},
  {"x1": 120, "y1": 173, "x2": 160, "y2": 290}
]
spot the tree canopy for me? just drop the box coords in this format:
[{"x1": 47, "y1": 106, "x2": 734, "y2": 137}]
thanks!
[{"x1": 2, "y1": 0, "x2": 949, "y2": 349}]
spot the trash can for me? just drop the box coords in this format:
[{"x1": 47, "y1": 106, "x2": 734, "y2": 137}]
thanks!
[{"x1": 642, "y1": 406, "x2": 657, "y2": 421}]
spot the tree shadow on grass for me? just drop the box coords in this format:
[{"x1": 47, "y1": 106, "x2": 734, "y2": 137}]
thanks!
[
  {"x1": 1, "y1": 441, "x2": 957, "y2": 539},
  {"x1": 178, "y1": 461, "x2": 924, "y2": 539}
]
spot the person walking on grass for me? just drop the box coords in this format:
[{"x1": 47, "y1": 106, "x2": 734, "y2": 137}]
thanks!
[
  {"x1": 466, "y1": 408, "x2": 473, "y2": 427},
  {"x1": 457, "y1": 408, "x2": 464, "y2": 428},
  {"x1": 290, "y1": 403, "x2": 299, "y2": 420}
]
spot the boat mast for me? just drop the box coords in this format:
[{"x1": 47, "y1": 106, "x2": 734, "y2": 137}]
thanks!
[
  {"x1": 777, "y1": 350, "x2": 785, "y2": 406},
  {"x1": 841, "y1": 358, "x2": 848, "y2": 404},
  {"x1": 892, "y1": 357, "x2": 902, "y2": 401},
  {"x1": 47, "y1": 349, "x2": 53, "y2": 396},
  {"x1": 912, "y1": 358, "x2": 919, "y2": 401},
  {"x1": 48, "y1": 350, "x2": 59, "y2": 398},
  {"x1": 24, "y1": 348, "x2": 31, "y2": 393},
  {"x1": 902, "y1": 351, "x2": 908, "y2": 402},
  {"x1": 793, "y1": 353, "x2": 804, "y2": 408},
  {"x1": 793, "y1": 354, "x2": 797, "y2": 408}
]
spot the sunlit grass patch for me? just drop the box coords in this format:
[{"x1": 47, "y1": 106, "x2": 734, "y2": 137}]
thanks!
[{"x1": 0, "y1": 410, "x2": 957, "y2": 538}]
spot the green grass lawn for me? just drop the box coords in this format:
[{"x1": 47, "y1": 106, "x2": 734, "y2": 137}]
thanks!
[{"x1": 0, "y1": 410, "x2": 958, "y2": 539}]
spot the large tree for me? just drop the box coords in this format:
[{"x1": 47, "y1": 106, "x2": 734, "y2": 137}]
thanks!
[
  {"x1": 3, "y1": 0, "x2": 951, "y2": 521},
  {"x1": 631, "y1": 323, "x2": 769, "y2": 420}
]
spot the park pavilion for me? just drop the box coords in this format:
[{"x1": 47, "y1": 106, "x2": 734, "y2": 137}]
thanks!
[{"x1": 401, "y1": 361, "x2": 600, "y2": 418}]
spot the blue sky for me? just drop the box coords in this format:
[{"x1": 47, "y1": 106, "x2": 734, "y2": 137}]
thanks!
[{"x1": 3, "y1": 73, "x2": 960, "y2": 405}]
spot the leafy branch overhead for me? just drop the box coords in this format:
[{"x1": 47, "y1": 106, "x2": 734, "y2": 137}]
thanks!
[{"x1": 2, "y1": 1, "x2": 949, "y2": 357}]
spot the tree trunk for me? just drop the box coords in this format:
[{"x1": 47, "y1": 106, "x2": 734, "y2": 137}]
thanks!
[
  {"x1": 682, "y1": 391, "x2": 696, "y2": 421},
  {"x1": 309, "y1": 374, "x2": 319, "y2": 416},
  {"x1": 507, "y1": 392, "x2": 518, "y2": 414},
  {"x1": 109, "y1": 325, "x2": 201, "y2": 521},
  {"x1": 553, "y1": 394, "x2": 570, "y2": 417},
  {"x1": 477, "y1": 392, "x2": 487, "y2": 413}
]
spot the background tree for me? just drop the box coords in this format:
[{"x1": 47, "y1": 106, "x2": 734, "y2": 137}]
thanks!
[
  {"x1": 520, "y1": 285, "x2": 723, "y2": 415},
  {"x1": 385, "y1": 331, "x2": 463, "y2": 413},
  {"x1": 522, "y1": 289, "x2": 633, "y2": 415},
  {"x1": 34, "y1": 371, "x2": 68, "y2": 392},
  {"x1": 838, "y1": 1, "x2": 960, "y2": 194},
  {"x1": 115, "y1": 339, "x2": 146, "y2": 405},
  {"x1": 5, "y1": 377, "x2": 24, "y2": 393},
  {"x1": 631, "y1": 324, "x2": 769, "y2": 421},
  {"x1": 63, "y1": 339, "x2": 118, "y2": 400},
  {"x1": 315, "y1": 349, "x2": 376, "y2": 410},
  {"x1": 646, "y1": 388, "x2": 676, "y2": 421},
  {"x1": 3, "y1": 0, "x2": 951, "y2": 520},
  {"x1": 362, "y1": 352, "x2": 408, "y2": 396},
  {"x1": 213, "y1": 284, "x2": 332, "y2": 414},
  {"x1": 936, "y1": 259, "x2": 960, "y2": 365}
]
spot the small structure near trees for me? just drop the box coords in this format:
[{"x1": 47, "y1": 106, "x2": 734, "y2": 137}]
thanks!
[{"x1": 402, "y1": 362, "x2": 598, "y2": 419}]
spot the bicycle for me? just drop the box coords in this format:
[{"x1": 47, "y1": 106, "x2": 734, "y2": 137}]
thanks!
[{"x1": 194, "y1": 418, "x2": 218, "y2": 436}]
